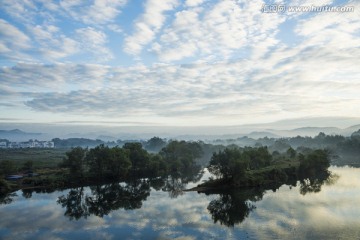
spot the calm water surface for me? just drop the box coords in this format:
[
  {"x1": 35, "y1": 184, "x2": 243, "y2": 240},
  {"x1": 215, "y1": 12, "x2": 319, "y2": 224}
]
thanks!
[{"x1": 1, "y1": 166, "x2": 360, "y2": 240}]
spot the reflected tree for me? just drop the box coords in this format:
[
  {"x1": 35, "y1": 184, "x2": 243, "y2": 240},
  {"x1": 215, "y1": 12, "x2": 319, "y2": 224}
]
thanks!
[
  {"x1": 150, "y1": 178, "x2": 166, "y2": 191},
  {"x1": 299, "y1": 171, "x2": 338, "y2": 195},
  {"x1": 57, "y1": 180, "x2": 151, "y2": 220},
  {"x1": 207, "y1": 188, "x2": 264, "y2": 227},
  {"x1": 0, "y1": 192, "x2": 17, "y2": 205},
  {"x1": 121, "y1": 180, "x2": 151, "y2": 210},
  {"x1": 86, "y1": 180, "x2": 151, "y2": 217},
  {"x1": 22, "y1": 189, "x2": 33, "y2": 199},
  {"x1": 162, "y1": 167, "x2": 204, "y2": 198},
  {"x1": 162, "y1": 176, "x2": 186, "y2": 198},
  {"x1": 57, "y1": 187, "x2": 89, "y2": 220}
]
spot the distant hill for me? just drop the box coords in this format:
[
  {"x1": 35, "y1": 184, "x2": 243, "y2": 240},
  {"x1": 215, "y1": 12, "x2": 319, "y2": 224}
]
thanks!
[
  {"x1": 0, "y1": 129, "x2": 42, "y2": 141},
  {"x1": 265, "y1": 126, "x2": 360, "y2": 138},
  {"x1": 290, "y1": 127, "x2": 340, "y2": 136},
  {"x1": 343, "y1": 125, "x2": 360, "y2": 136},
  {"x1": 246, "y1": 131, "x2": 280, "y2": 139}
]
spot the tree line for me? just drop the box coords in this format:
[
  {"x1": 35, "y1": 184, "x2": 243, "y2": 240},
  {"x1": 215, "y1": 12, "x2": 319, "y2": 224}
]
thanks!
[
  {"x1": 205, "y1": 146, "x2": 331, "y2": 188},
  {"x1": 211, "y1": 130, "x2": 360, "y2": 166},
  {"x1": 59, "y1": 140, "x2": 203, "y2": 181}
]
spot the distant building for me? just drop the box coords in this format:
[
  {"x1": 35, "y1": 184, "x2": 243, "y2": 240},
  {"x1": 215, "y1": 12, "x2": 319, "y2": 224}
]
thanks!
[
  {"x1": 7, "y1": 140, "x2": 54, "y2": 149},
  {"x1": 9, "y1": 142, "x2": 19, "y2": 148},
  {"x1": 0, "y1": 141, "x2": 7, "y2": 148}
]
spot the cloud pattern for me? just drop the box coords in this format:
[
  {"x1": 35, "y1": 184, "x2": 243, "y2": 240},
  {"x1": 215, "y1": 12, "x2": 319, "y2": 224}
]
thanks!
[{"x1": 0, "y1": 0, "x2": 359, "y2": 125}]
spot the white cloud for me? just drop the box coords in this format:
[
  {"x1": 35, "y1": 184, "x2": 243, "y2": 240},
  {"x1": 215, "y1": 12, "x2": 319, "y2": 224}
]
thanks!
[
  {"x1": 0, "y1": 19, "x2": 32, "y2": 60},
  {"x1": 0, "y1": 0, "x2": 359, "y2": 125},
  {"x1": 26, "y1": 23, "x2": 79, "y2": 60},
  {"x1": 2, "y1": 44, "x2": 359, "y2": 125},
  {"x1": 123, "y1": 0, "x2": 179, "y2": 55},
  {"x1": 152, "y1": 0, "x2": 285, "y2": 62},
  {"x1": 185, "y1": 0, "x2": 205, "y2": 7},
  {"x1": 294, "y1": 4, "x2": 360, "y2": 49},
  {"x1": 0, "y1": 0, "x2": 127, "y2": 63},
  {"x1": 75, "y1": 27, "x2": 113, "y2": 62},
  {"x1": 107, "y1": 24, "x2": 123, "y2": 33},
  {"x1": 60, "y1": 0, "x2": 127, "y2": 25},
  {"x1": 0, "y1": 0, "x2": 37, "y2": 23}
]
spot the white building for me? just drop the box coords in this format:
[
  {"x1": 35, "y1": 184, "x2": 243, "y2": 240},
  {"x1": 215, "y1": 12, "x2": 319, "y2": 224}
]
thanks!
[
  {"x1": 0, "y1": 141, "x2": 7, "y2": 148},
  {"x1": 7, "y1": 140, "x2": 54, "y2": 148}
]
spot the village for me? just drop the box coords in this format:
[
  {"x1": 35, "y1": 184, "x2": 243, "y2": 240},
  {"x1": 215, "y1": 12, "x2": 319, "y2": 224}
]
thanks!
[{"x1": 0, "y1": 139, "x2": 54, "y2": 149}]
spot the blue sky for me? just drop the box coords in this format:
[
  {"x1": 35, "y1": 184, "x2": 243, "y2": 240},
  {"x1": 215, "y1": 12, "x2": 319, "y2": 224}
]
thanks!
[{"x1": 0, "y1": 0, "x2": 359, "y2": 128}]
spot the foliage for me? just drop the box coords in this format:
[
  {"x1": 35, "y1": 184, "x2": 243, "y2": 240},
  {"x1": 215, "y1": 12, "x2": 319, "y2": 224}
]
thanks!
[
  {"x1": 123, "y1": 142, "x2": 150, "y2": 175},
  {"x1": 61, "y1": 147, "x2": 87, "y2": 177},
  {"x1": 160, "y1": 140, "x2": 203, "y2": 173},
  {"x1": 143, "y1": 137, "x2": 167, "y2": 152},
  {"x1": 52, "y1": 138, "x2": 106, "y2": 148},
  {"x1": 208, "y1": 147, "x2": 272, "y2": 180},
  {"x1": 58, "y1": 140, "x2": 204, "y2": 181},
  {"x1": 298, "y1": 149, "x2": 330, "y2": 175}
]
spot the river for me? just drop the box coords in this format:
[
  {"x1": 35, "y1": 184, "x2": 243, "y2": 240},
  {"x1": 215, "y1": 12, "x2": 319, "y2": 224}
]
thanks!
[{"x1": 1, "y1": 166, "x2": 360, "y2": 239}]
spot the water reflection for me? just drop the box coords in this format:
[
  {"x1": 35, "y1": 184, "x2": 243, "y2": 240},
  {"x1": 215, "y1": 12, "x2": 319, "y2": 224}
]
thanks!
[
  {"x1": 1, "y1": 167, "x2": 360, "y2": 240},
  {"x1": 207, "y1": 188, "x2": 263, "y2": 227},
  {"x1": 56, "y1": 168, "x2": 204, "y2": 220},
  {"x1": 53, "y1": 167, "x2": 337, "y2": 225},
  {"x1": 161, "y1": 167, "x2": 204, "y2": 198},
  {"x1": 299, "y1": 171, "x2": 339, "y2": 195},
  {"x1": 57, "y1": 180, "x2": 151, "y2": 220},
  {"x1": 205, "y1": 170, "x2": 338, "y2": 227},
  {"x1": 0, "y1": 192, "x2": 17, "y2": 204}
]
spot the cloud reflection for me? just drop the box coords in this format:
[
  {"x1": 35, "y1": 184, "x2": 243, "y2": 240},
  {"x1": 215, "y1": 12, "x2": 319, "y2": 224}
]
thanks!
[{"x1": 1, "y1": 167, "x2": 360, "y2": 239}]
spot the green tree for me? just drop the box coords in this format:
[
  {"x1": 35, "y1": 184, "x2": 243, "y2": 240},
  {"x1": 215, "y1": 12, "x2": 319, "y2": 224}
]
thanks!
[
  {"x1": 147, "y1": 154, "x2": 167, "y2": 177},
  {"x1": 286, "y1": 147, "x2": 296, "y2": 158},
  {"x1": 108, "y1": 146, "x2": 131, "y2": 179},
  {"x1": 208, "y1": 148, "x2": 248, "y2": 180},
  {"x1": 62, "y1": 147, "x2": 87, "y2": 178},
  {"x1": 144, "y1": 137, "x2": 166, "y2": 152},
  {"x1": 123, "y1": 142, "x2": 150, "y2": 175},
  {"x1": 86, "y1": 144, "x2": 111, "y2": 179},
  {"x1": 243, "y1": 147, "x2": 271, "y2": 170},
  {"x1": 160, "y1": 140, "x2": 203, "y2": 173},
  {"x1": 299, "y1": 149, "x2": 330, "y2": 175}
]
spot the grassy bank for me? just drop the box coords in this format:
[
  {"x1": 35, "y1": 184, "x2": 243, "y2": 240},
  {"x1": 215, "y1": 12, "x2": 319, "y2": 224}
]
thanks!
[{"x1": 0, "y1": 148, "x2": 67, "y2": 168}]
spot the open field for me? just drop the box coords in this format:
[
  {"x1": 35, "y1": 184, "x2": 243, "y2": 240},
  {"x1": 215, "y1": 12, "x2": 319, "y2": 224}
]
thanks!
[{"x1": 0, "y1": 148, "x2": 68, "y2": 168}]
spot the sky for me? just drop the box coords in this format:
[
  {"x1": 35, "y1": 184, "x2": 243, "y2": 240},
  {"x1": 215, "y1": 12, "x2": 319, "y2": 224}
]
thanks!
[{"x1": 0, "y1": 0, "x2": 359, "y2": 130}]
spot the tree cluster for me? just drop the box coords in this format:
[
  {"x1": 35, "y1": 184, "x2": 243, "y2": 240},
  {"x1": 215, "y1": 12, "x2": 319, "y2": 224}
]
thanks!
[
  {"x1": 208, "y1": 146, "x2": 330, "y2": 183},
  {"x1": 60, "y1": 140, "x2": 203, "y2": 181},
  {"x1": 210, "y1": 129, "x2": 360, "y2": 166},
  {"x1": 208, "y1": 147, "x2": 272, "y2": 180}
]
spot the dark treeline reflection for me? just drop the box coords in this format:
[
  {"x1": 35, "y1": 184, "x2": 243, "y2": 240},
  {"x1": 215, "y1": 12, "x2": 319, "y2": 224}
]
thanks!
[
  {"x1": 160, "y1": 166, "x2": 203, "y2": 198},
  {"x1": 57, "y1": 180, "x2": 151, "y2": 220},
  {"x1": 205, "y1": 170, "x2": 338, "y2": 227},
  {"x1": 1, "y1": 187, "x2": 58, "y2": 205},
  {"x1": 56, "y1": 168, "x2": 204, "y2": 220},
  {"x1": 0, "y1": 192, "x2": 17, "y2": 205},
  {"x1": 0, "y1": 169, "x2": 337, "y2": 225},
  {"x1": 299, "y1": 170, "x2": 338, "y2": 195},
  {"x1": 207, "y1": 188, "x2": 261, "y2": 227}
]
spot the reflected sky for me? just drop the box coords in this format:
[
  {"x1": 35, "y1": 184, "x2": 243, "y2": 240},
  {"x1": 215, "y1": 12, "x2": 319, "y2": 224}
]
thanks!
[{"x1": 1, "y1": 167, "x2": 360, "y2": 240}]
